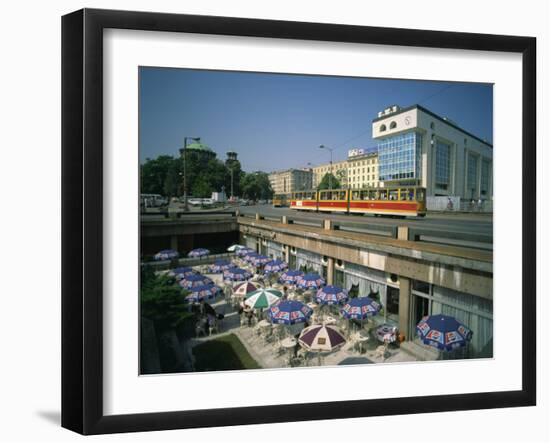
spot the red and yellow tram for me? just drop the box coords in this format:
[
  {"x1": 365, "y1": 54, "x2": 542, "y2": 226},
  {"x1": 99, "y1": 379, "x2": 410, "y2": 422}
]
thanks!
[
  {"x1": 289, "y1": 190, "x2": 318, "y2": 211},
  {"x1": 290, "y1": 186, "x2": 426, "y2": 217}
]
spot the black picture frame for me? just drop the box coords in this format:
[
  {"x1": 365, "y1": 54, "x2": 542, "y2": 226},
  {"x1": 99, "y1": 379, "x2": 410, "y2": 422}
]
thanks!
[{"x1": 62, "y1": 8, "x2": 536, "y2": 435}]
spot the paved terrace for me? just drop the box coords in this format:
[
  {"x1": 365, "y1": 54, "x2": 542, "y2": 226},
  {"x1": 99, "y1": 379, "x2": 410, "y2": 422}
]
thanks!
[{"x1": 182, "y1": 273, "x2": 418, "y2": 371}]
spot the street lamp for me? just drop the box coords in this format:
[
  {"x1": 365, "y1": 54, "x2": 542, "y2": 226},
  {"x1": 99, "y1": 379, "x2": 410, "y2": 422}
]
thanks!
[
  {"x1": 182, "y1": 136, "x2": 201, "y2": 211},
  {"x1": 319, "y1": 145, "x2": 334, "y2": 190}
]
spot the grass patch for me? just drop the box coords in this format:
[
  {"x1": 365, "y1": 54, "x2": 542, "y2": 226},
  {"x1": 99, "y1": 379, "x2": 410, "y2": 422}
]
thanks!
[{"x1": 193, "y1": 334, "x2": 261, "y2": 372}]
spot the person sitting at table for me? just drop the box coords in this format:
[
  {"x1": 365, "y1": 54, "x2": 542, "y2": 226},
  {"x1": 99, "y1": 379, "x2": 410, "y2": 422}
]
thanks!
[{"x1": 283, "y1": 286, "x2": 289, "y2": 299}]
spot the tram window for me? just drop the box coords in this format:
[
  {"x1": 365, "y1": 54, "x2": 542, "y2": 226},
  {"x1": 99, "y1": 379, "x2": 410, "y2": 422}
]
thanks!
[
  {"x1": 352, "y1": 190, "x2": 360, "y2": 200},
  {"x1": 379, "y1": 190, "x2": 388, "y2": 200},
  {"x1": 399, "y1": 189, "x2": 407, "y2": 201},
  {"x1": 368, "y1": 190, "x2": 377, "y2": 200},
  {"x1": 408, "y1": 189, "x2": 415, "y2": 201},
  {"x1": 417, "y1": 189, "x2": 425, "y2": 202},
  {"x1": 338, "y1": 191, "x2": 346, "y2": 200},
  {"x1": 389, "y1": 190, "x2": 398, "y2": 201},
  {"x1": 360, "y1": 190, "x2": 368, "y2": 200}
]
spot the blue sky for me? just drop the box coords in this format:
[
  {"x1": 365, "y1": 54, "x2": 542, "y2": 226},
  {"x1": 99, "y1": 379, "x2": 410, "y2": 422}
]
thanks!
[{"x1": 139, "y1": 67, "x2": 493, "y2": 172}]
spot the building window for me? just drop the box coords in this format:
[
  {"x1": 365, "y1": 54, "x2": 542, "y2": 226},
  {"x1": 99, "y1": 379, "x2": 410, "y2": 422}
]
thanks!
[
  {"x1": 377, "y1": 132, "x2": 422, "y2": 182},
  {"x1": 481, "y1": 159, "x2": 491, "y2": 196},
  {"x1": 467, "y1": 152, "x2": 479, "y2": 198},
  {"x1": 430, "y1": 122, "x2": 435, "y2": 130},
  {"x1": 390, "y1": 121, "x2": 397, "y2": 129},
  {"x1": 435, "y1": 140, "x2": 451, "y2": 190},
  {"x1": 380, "y1": 124, "x2": 387, "y2": 132}
]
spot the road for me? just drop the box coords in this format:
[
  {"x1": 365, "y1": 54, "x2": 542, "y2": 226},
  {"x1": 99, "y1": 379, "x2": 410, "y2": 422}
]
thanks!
[{"x1": 234, "y1": 204, "x2": 493, "y2": 238}]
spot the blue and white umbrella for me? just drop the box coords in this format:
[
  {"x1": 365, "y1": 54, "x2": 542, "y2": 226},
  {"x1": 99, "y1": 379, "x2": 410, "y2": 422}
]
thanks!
[
  {"x1": 296, "y1": 273, "x2": 326, "y2": 290},
  {"x1": 185, "y1": 284, "x2": 221, "y2": 303},
  {"x1": 209, "y1": 259, "x2": 233, "y2": 273},
  {"x1": 416, "y1": 315, "x2": 473, "y2": 352},
  {"x1": 179, "y1": 274, "x2": 213, "y2": 289},
  {"x1": 236, "y1": 247, "x2": 255, "y2": 257},
  {"x1": 250, "y1": 254, "x2": 271, "y2": 266},
  {"x1": 279, "y1": 270, "x2": 304, "y2": 285},
  {"x1": 223, "y1": 267, "x2": 253, "y2": 282},
  {"x1": 154, "y1": 249, "x2": 179, "y2": 261},
  {"x1": 168, "y1": 266, "x2": 195, "y2": 280},
  {"x1": 316, "y1": 285, "x2": 349, "y2": 305},
  {"x1": 267, "y1": 300, "x2": 312, "y2": 325},
  {"x1": 263, "y1": 259, "x2": 288, "y2": 274},
  {"x1": 187, "y1": 248, "x2": 210, "y2": 258},
  {"x1": 244, "y1": 252, "x2": 261, "y2": 263},
  {"x1": 341, "y1": 296, "x2": 381, "y2": 320}
]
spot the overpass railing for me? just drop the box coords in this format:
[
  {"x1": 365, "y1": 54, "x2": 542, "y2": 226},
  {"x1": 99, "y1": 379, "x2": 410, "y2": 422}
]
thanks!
[
  {"x1": 141, "y1": 210, "x2": 237, "y2": 221},
  {"x1": 237, "y1": 212, "x2": 492, "y2": 250}
]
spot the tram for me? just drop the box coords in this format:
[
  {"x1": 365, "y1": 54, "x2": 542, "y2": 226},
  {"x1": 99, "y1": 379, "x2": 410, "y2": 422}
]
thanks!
[
  {"x1": 289, "y1": 190, "x2": 318, "y2": 211},
  {"x1": 290, "y1": 186, "x2": 426, "y2": 217},
  {"x1": 272, "y1": 193, "x2": 290, "y2": 207}
]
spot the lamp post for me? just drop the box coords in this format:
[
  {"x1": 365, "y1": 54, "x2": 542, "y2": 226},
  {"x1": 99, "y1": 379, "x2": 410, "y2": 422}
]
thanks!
[
  {"x1": 182, "y1": 136, "x2": 201, "y2": 211},
  {"x1": 319, "y1": 145, "x2": 334, "y2": 190}
]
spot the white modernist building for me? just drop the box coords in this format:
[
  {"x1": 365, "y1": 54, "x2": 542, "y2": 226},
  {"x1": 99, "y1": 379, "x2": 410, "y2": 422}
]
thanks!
[{"x1": 372, "y1": 105, "x2": 493, "y2": 201}]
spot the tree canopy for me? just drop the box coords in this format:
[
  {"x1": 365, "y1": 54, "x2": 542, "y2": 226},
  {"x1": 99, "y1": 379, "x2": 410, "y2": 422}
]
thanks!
[
  {"x1": 240, "y1": 172, "x2": 274, "y2": 201},
  {"x1": 140, "y1": 152, "x2": 248, "y2": 199},
  {"x1": 140, "y1": 265, "x2": 192, "y2": 330},
  {"x1": 317, "y1": 173, "x2": 341, "y2": 190}
]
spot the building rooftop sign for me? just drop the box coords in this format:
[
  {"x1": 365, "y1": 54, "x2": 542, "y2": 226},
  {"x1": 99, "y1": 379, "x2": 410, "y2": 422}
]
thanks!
[{"x1": 348, "y1": 147, "x2": 378, "y2": 158}]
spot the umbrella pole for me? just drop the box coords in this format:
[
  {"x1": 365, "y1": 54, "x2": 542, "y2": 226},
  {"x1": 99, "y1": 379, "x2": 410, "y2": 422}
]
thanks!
[{"x1": 317, "y1": 351, "x2": 321, "y2": 367}]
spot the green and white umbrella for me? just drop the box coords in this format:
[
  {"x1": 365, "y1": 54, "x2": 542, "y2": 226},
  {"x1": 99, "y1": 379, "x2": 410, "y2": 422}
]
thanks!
[{"x1": 244, "y1": 288, "x2": 283, "y2": 309}]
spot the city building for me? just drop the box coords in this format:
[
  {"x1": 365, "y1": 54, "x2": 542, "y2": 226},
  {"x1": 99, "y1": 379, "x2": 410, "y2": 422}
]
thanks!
[
  {"x1": 312, "y1": 148, "x2": 379, "y2": 189},
  {"x1": 372, "y1": 104, "x2": 493, "y2": 200},
  {"x1": 268, "y1": 168, "x2": 313, "y2": 194}
]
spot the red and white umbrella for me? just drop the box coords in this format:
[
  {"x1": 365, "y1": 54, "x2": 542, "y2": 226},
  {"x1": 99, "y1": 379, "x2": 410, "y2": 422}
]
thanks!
[
  {"x1": 298, "y1": 324, "x2": 346, "y2": 352},
  {"x1": 232, "y1": 281, "x2": 261, "y2": 297},
  {"x1": 298, "y1": 324, "x2": 347, "y2": 366}
]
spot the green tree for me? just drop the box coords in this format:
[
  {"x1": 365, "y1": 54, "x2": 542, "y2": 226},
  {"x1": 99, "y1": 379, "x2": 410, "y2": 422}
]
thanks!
[
  {"x1": 240, "y1": 172, "x2": 273, "y2": 201},
  {"x1": 140, "y1": 265, "x2": 192, "y2": 330},
  {"x1": 141, "y1": 155, "x2": 177, "y2": 195},
  {"x1": 317, "y1": 173, "x2": 341, "y2": 190}
]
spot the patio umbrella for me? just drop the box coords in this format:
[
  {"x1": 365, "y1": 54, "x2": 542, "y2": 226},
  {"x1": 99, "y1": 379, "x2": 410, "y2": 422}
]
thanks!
[
  {"x1": 244, "y1": 288, "x2": 283, "y2": 310},
  {"x1": 168, "y1": 266, "x2": 195, "y2": 280},
  {"x1": 298, "y1": 324, "x2": 347, "y2": 365},
  {"x1": 341, "y1": 296, "x2": 382, "y2": 332},
  {"x1": 279, "y1": 269, "x2": 304, "y2": 285},
  {"x1": 235, "y1": 247, "x2": 255, "y2": 257},
  {"x1": 179, "y1": 274, "x2": 213, "y2": 289},
  {"x1": 316, "y1": 285, "x2": 349, "y2": 305},
  {"x1": 209, "y1": 259, "x2": 233, "y2": 273},
  {"x1": 232, "y1": 281, "x2": 261, "y2": 297},
  {"x1": 187, "y1": 248, "x2": 210, "y2": 258},
  {"x1": 296, "y1": 273, "x2": 326, "y2": 290},
  {"x1": 227, "y1": 244, "x2": 246, "y2": 252},
  {"x1": 267, "y1": 300, "x2": 313, "y2": 325},
  {"x1": 250, "y1": 254, "x2": 271, "y2": 267},
  {"x1": 185, "y1": 283, "x2": 221, "y2": 303},
  {"x1": 154, "y1": 249, "x2": 179, "y2": 261},
  {"x1": 416, "y1": 314, "x2": 473, "y2": 352},
  {"x1": 223, "y1": 267, "x2": 253, "y2": 281},
  {"x1": 244, "y1": 252, "x2": 261, "y2": 263},
  {"x1": 340, "y1": 296, "x2": 381, "y2": 320},
  {"x1": 263, "y1": 259, "x2": 288, "y2": 274}
]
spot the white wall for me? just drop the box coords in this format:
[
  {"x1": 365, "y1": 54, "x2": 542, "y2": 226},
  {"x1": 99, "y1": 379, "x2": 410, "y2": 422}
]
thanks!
[{"x1": 0, "y1": 1, "x2": 546, "y2": 442}]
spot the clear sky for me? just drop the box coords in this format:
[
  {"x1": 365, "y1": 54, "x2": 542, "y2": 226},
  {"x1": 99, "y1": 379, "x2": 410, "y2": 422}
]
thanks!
[{"x1": 139, "y1": 67, "x2": 493, "y2": 172}]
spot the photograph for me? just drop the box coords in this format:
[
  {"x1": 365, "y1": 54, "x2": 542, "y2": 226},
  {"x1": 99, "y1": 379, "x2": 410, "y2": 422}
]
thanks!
[{"x1": 138, "y1": 67, "x2": 493, "y2": 374}]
